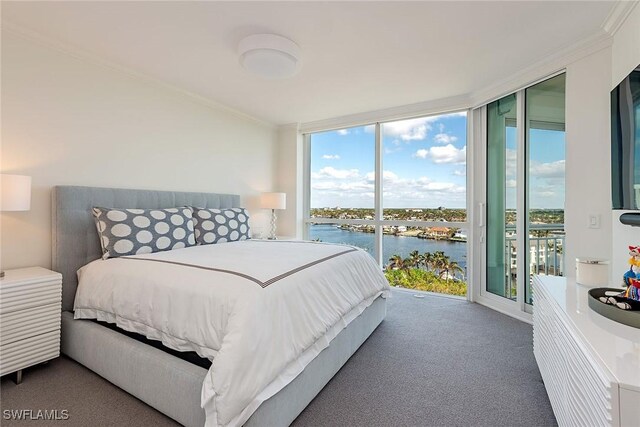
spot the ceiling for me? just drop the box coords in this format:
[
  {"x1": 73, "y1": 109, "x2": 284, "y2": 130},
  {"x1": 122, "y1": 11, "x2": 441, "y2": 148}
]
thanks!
[{"x1": 2, "y1": 1, "x2": 617, "y2": 125}]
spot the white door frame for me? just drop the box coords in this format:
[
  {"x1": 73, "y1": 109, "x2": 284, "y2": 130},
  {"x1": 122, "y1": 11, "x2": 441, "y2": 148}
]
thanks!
[{"x1": 471, "y1": 93, "x2": 533, "y2": 324}]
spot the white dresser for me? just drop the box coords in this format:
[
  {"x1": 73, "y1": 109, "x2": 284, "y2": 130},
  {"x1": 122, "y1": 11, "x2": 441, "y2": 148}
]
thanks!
[
  {"x1": 533, "y1": 276, "x2": 640, "y2": 427},
  {"x1": 0, "y1": 267, "x2": 62, "y2": 383}
]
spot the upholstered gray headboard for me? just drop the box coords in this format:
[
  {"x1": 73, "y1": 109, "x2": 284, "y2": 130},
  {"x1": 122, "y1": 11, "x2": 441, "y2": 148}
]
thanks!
[{"x1": 52, "y1": 186, "x2": 241, "y2": 311}]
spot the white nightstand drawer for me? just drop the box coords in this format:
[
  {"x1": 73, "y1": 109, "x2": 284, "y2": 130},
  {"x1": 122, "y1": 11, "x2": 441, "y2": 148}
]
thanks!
[
  {"x1": 0, "y1": 330, "x2": 60, "y2": 375},
  {"x1": 0, "y1": 280, "x2": 62, "y2": 313},
  {"x1": 1, "y1": 303, "x2": 62, "y2": 346},
  {"x1": 0, "y1": 267, "x2": 62, "y2": 379}
]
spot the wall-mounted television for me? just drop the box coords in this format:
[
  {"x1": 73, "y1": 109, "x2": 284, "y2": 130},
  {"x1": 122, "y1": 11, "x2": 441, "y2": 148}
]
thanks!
[{"x1": 612, "y1": 65, "x2": 640, "y2": 225}]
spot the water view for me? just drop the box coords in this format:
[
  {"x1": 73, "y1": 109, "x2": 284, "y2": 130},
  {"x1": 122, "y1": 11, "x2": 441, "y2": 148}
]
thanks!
[{"x1": 309, "y1": 223, "x2": 468, "y2": 273}]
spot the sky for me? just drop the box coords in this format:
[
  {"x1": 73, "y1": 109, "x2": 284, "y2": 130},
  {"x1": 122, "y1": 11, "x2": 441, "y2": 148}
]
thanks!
[
  {"x1": 505, "y1": 128, "x2": 566, "y2": 210},
  {"x1": 310, "y1": 112, "x2": 565, "y2": 210}
]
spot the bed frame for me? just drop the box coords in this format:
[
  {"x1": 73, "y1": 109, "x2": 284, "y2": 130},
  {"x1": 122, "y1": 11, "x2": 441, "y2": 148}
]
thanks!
[{"x1": 52, "y1": 185, "x2": 386, "y2": 426}]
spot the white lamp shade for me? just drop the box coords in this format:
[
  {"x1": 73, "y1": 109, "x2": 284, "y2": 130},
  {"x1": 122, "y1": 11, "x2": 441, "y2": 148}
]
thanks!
[
  {"x1": 260, "y1": 192, "x2": 286, "y2": 210},
  {"x1": 1, "y1": 174, "x2": 32, "y2": 211}
]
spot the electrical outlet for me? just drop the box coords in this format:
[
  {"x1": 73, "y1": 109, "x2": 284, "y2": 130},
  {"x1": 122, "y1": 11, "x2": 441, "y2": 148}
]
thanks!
[{"x1": 588, "y1": 214, "x2": 601, "y2": 229}]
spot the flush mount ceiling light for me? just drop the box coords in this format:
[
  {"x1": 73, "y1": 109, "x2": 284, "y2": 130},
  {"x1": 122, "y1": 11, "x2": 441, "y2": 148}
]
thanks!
[{"x1": 238, "y1": 34, "x2": 301, "y2": 79}]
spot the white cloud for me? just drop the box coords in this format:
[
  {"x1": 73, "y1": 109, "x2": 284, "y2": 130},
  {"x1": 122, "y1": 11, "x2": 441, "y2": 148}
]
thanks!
[
  {"x1": 422, "y1": 182, "x2": 457, "y2": 191},
  {"x1": 322, "y1": 154, "x2": 340, "y2": 160},
  {"x1": 434, "y1": 133, "x2": 458, "y2": 144},
  {"x1": 364, "y1": 170, "x2": 399, "y2": 183},
  {"x1": 453, "y1": 169, "x2": 466, "y2": 177},
  {"x1": 312, "y1": 181, "x2": 373, "y2": 192},
  {"x1": 336, "y1": 129, "x2": 349, "y2": 136},
  {"x1": 365, "y1": 112, "x2": 467, "y2": 142},
  {"x1": 538, "y1": 191, "x2": 555, "y2": 198},
  {"x1": 506, "y1": 179, "x2": 517, "y2": 188},
  {"x1": 312, "y1": 166, "x2": 359, "y2": 179},
  {"x1": 414, "y1": 144, "x2": 466, "y2": 164},
  {"x1": 311, "y1": 167, "x2": 466, "y2": 208},
  {"x1": 415, "y1": 149, "x2": 429, "y2": 159},
  {"x1": 530, "y1": 160, "x2": 565, "y2": 178},
  {"x1": 506, "y1": 148, "x2": 517, "y2": 176},
  {"x1": 382, "y1": 117, "x2": 432, "y2": 141}
]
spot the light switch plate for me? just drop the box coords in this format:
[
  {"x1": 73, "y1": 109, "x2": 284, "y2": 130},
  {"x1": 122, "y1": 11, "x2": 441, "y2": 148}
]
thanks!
[{"x1": 588, "y1": 214, "x2": 601, "y2": 229}]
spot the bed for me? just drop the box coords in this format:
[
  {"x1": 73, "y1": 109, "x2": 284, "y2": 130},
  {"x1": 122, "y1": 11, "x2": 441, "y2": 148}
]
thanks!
[{"x1": 52, "y1": 185, "x2": 389, "y2": 427}]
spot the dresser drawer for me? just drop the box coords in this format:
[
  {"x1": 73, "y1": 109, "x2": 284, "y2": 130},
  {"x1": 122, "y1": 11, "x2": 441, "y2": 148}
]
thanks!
[
  {"x1": 1, "y1": 303, "x2": 61, "y2": 346},
  {"x1": 0, "y1": 330, "x2": 60, "y2": 376},
  {"x1": 0, "y1": 279, "x2": 62, "y2": 314}
]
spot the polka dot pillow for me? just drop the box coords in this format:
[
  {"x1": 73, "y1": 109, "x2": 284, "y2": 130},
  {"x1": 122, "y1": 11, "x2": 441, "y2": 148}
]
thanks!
[
  {"x1": 92, "y1": 206, "x2": 196, "y2": 259},
  {"x1": 192, "y1": 207, "x2": 251, "y2": 245}
]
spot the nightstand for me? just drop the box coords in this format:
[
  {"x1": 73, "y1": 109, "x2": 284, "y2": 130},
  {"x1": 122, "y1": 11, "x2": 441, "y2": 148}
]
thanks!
[{"x1": 0, "y1": 267, "x2": 62, "y2": 384}]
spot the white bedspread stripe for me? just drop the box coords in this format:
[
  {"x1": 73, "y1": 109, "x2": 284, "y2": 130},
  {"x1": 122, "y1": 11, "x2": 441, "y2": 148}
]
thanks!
[
  {"x1": 261, "y1": 248, "x2": 357, "y2": 286},
  {"x1": 120, "y1": 246, "x2": 358, "y2": 288},
  {"x1": 120, "y1": 256, "x2": 265, "y2": 286}
]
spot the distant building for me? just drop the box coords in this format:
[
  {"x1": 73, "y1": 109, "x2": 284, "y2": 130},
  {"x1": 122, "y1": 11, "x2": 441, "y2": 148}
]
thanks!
[{"x1": 423, "y1": 226, "x2": 451, "y2": 239}]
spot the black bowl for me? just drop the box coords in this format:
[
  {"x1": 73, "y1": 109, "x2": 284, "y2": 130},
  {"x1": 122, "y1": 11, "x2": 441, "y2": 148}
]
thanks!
[{"x1": 588, "y1": 288, "x2": 640, "y2": 329}]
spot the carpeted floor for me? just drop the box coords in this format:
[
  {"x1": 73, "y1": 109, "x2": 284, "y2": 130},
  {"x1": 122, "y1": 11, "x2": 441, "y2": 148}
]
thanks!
[{"x1": 1, "y1": 289, "x2": 556, "y2": 426}]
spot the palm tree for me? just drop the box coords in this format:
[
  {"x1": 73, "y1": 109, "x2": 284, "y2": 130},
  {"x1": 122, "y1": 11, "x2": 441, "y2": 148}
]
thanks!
[
  {"x1": 408, "y1": 250, "x2": 422, "y2": 268},
  {"x1": 422, "y1": 252, "x2": 434, "y2": 271},
  {"x1": 432, "y1": 251, "x2": 448, "y2": 276},
  {"x1": 387, "y1": 255, "x2": 406, "y2": 271},
  {"x1": 442, "y1": 260, "x2": 464, "y2": 281}
]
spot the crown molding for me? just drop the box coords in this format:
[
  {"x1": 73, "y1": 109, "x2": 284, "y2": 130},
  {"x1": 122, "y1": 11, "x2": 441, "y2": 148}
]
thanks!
[
  {"x1": 602, "y1": 0, "x2": 638, "y2": 35},
  {"x1": 2, "y1": 20, "x2": 276, "y2": 130}
]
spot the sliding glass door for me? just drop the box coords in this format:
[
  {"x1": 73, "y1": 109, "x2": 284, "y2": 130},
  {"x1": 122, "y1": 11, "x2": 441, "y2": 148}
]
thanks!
[
  {"x1": 524, "y1": 75, "x2": 566, "y2": 304},
  {"x1": 483, "y1": 74, "x2": 565, "y2": 313}
]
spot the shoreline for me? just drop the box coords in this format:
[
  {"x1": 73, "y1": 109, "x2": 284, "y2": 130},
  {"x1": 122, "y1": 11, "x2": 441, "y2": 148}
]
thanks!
[{"x1": 324, "y1": 224, "x2": 468, "y2": 243}]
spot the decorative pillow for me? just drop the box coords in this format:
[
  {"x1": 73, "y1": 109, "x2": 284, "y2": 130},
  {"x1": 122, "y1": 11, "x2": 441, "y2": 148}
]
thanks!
[
  {"x1": 92, "y1": 206, "x2": 196, "y2": 259},
  {"x1": 192, "y1": 207, "x2": 251, "y2": 245}
]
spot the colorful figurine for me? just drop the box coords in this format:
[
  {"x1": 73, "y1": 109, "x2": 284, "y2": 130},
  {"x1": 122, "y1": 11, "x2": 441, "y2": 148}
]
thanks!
[{"x1": 623, "y1": 245, "x2": 640, "y2": 286}]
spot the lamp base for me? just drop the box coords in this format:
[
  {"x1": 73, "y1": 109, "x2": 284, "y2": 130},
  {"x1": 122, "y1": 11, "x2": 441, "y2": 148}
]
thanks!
[{"x1": 269, "y1": 209, "x2": 278, "y2": 240}]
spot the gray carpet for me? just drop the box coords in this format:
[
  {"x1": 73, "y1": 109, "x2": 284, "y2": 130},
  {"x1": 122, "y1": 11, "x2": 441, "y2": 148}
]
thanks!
[{"x1": 1, "y1": 289, "x2": 556, "y2": 426}]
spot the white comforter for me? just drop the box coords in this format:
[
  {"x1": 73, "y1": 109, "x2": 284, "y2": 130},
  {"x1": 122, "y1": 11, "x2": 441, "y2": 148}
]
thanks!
[{"x1": 74, "y1": 240, "x2": 390, "y2": 426}]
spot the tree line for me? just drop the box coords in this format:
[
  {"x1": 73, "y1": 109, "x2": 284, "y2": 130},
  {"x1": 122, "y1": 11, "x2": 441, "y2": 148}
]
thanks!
[{"x1": 386, "y1": 250, "x2": 464, "y2": 281}]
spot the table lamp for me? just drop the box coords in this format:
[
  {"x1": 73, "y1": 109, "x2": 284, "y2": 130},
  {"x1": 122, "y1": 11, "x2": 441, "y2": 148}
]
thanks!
[
  {"x1": 260, "y1": 192, "x2": 286, "y2": 240},
  {"x1": 1, "y1": 174, "x2": 32, "y2": 278}
]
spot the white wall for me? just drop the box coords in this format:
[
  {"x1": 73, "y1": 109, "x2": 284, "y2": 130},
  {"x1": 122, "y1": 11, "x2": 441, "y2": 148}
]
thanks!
[
  {"x1": 564, "y1": 46, "x2": 613, "y2": 279},
  {"x1": 0, "y1": 32, "x2": 278, "y2": 270}
]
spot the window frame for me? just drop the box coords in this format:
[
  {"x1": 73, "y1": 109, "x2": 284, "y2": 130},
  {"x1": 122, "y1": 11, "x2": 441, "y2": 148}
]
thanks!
[{"x1": 303, "y1": 111, "x2": 471, "y2": 287}]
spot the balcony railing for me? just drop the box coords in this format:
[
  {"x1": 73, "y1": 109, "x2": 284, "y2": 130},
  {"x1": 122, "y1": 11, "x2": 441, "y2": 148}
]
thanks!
[{"x1": 504, "y1": 224, "x2": 565, "y2": 299}]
